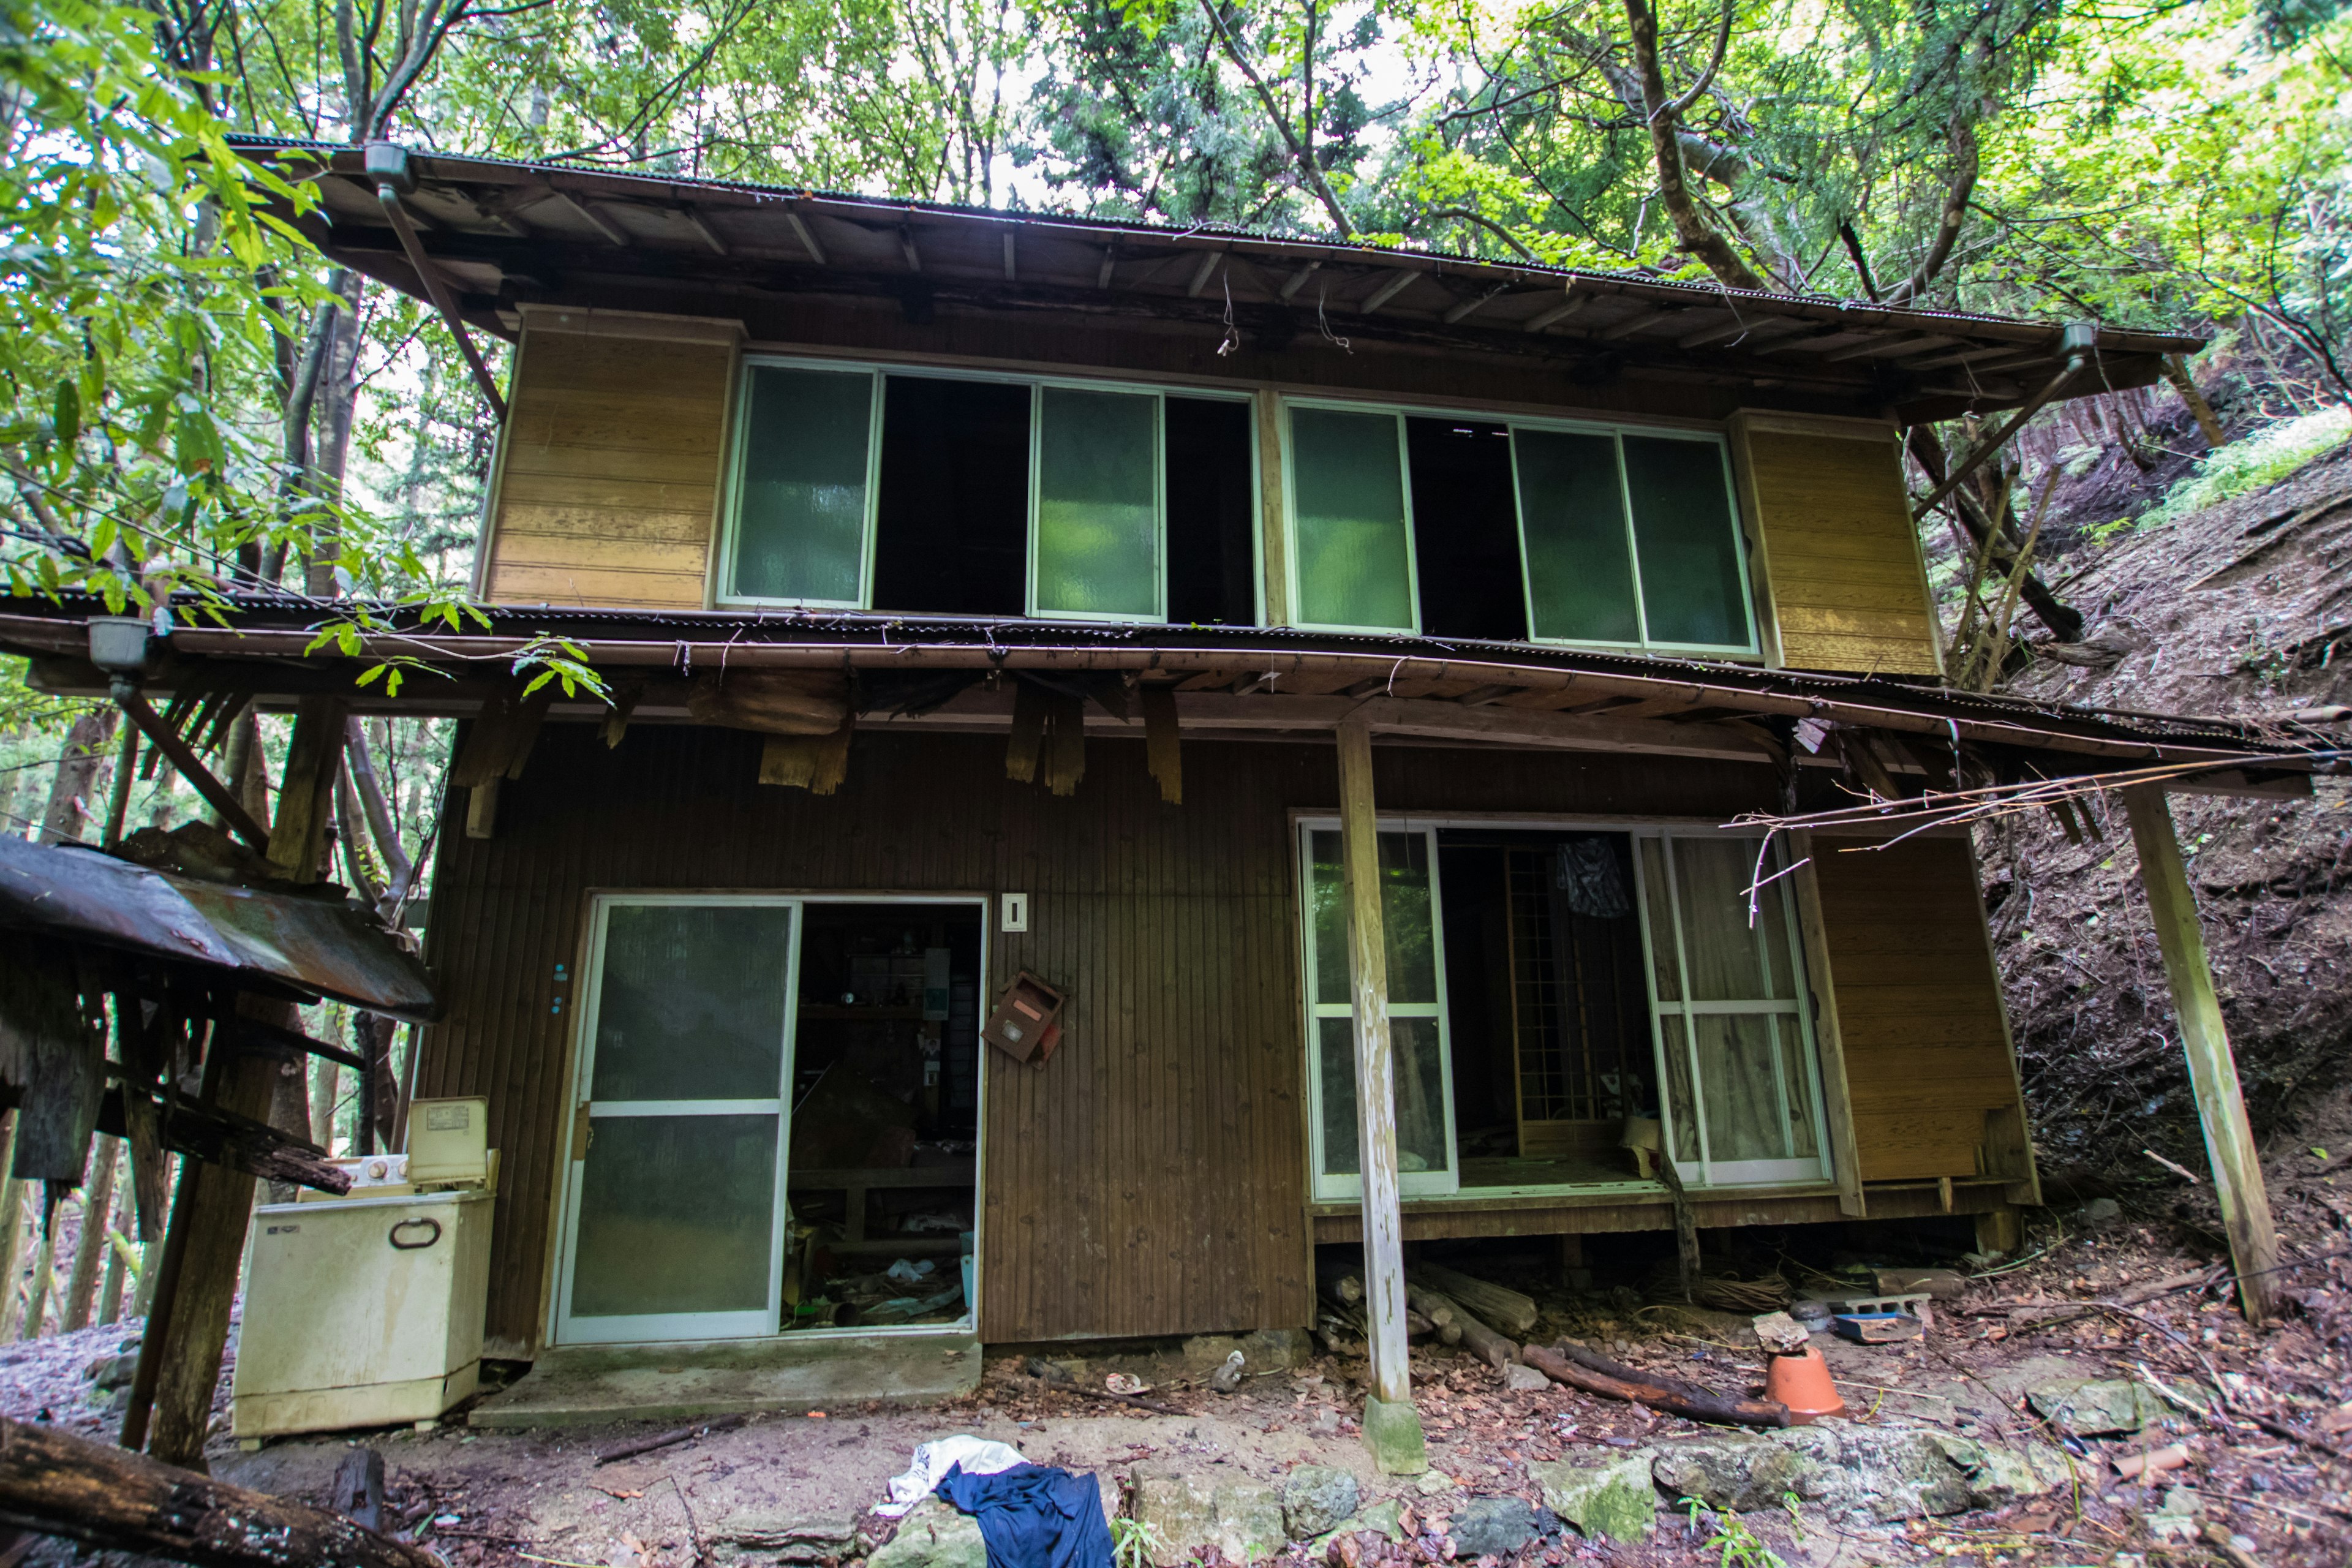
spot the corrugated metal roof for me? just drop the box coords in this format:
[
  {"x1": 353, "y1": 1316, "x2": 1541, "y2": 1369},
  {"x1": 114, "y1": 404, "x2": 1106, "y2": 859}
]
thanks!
[
  {"x1": 0, "y1": 835, "x2": 440, "y2": 1020},
  {"x1": 230, "y1": 137, "x2": 2200, "y2": 420}
]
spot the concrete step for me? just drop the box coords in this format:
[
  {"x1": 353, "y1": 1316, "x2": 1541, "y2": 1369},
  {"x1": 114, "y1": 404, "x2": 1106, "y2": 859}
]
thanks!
[{"x1": 467, "y1": 1333, "x2": 982, "y2": 1428}]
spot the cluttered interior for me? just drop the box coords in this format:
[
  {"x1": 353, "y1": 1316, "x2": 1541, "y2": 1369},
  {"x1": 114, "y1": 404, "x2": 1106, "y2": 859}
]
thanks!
[{"x1": 780, "y1": 900, "x2": 983, "y2": 1332}]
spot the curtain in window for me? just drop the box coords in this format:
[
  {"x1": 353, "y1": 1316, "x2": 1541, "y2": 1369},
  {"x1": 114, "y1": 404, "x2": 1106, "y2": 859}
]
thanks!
[{"x1": 1639, "y1": 836, "x2": 1823, "y2": 1180}]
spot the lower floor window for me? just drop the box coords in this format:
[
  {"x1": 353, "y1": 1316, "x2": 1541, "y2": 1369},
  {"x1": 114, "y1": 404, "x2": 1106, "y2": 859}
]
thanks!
[{"x1": 1298, "y1": 821, "x2": 1831, "y2": 1202}]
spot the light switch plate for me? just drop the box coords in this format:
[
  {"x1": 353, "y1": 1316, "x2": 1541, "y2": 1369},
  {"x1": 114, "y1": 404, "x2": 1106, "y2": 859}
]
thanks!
[{"x1": 1000, "y1": 892, "x2": 1029, "y2": 933}]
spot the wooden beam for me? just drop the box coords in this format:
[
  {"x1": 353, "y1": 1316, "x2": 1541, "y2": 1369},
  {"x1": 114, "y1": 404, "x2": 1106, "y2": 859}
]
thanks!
[
  {"x1": 264, "y1": 695, "x2": 349, "y2": 881},
  {"x1": 1334, "y1": 717, "x2": 1426, "y2": 1474},
  {"x1": 112, "y1": 690, "x2": 269, "y2": 851},
  {"x1": 2121, "y1": 785, "x2": 2280, "y2": 1320},
  {"x1": 1254, "y1": 390, "x2": 1290, "y2": 627}
]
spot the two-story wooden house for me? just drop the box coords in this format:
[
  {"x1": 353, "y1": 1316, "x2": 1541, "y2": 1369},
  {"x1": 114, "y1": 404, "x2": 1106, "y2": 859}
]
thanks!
[{"x1": 6, "y1": 138, "x2": 2312, "y2": 1446}]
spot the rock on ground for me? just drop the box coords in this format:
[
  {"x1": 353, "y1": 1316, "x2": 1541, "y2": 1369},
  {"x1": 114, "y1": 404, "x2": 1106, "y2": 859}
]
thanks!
[
  {"x1": 1131, "y1": 1464, "x2": 1285, "y2": 1566},
  {"x1": 867, "y1": 1499, "x2": 986, "y2": 1568},
  {"x1": 2025, "y1": 1377, "x2": 2166, "y2": 1437},
  {"x1": 1529, "y1": 1450, "x2": 1657, "y2": 1540},
  {"x1": 1650, "y1": 1426, "x2": 2065, "y2": 1525},
  {"x1": 1279, "y1": 1464, "x2": 1358, "y2": 1539}
]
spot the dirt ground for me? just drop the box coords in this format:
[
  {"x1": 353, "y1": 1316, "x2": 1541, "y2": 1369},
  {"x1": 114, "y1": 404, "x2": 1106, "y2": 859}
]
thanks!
[{"x1": 10, "y1": 1114, "x2": 2347, "y2": 1568}]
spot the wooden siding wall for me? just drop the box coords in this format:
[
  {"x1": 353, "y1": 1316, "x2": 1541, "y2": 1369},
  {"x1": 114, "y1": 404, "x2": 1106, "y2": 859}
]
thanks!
[
  {"x1": 414, "y1": 726, "x2": 1782, "y2": 1352},
  {"x1": 1732, "y1": 412, "x2": 1942, "y2": 676},
  {"x1": 1812, "y1": 835, "x2": 2034, "y2": 1184},
  {"x1": 481, "y1": 325, "x2": 733, "y2": 608}
]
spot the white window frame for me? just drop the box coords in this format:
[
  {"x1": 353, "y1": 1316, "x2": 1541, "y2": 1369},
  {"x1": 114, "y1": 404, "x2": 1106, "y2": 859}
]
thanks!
[
  {"x1": 1279, "y1": 399, "x2": 1424, "y2": 636},
  {"x1": 1628, "y1": 831, "x2": 1831, "y2": 1188},
  {"x1": 1507, "y1": 418, "x2": 1760, "y2": 659},
  {"x1": 1275, "y1": 393, "x2": 1759, "y2": 655},
  {"x1": 719, "y1": 357, "x2": 1251, "y2": 624},
  {"x1": 551, "y1": 891, "x2": 990, "y2": 1347},
  {"x1": 715, "y1": 360, "x2": 887, "y2": 611},
  {"x1": 1296, "y1": 818, "x2": 1460, "y2": 1202}
]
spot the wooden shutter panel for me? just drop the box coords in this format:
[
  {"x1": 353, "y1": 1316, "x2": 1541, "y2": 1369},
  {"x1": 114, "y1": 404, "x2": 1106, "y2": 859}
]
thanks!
[
  {"x1": 480, "y1": 311, "x2": 739, "y2": 609},
  {"x1": 1730, "y1": 411, "x2": 1942, "y2": 676},
  {"x1": 1809, "y1": 834, "x2": 2039, "y2": 1200}
]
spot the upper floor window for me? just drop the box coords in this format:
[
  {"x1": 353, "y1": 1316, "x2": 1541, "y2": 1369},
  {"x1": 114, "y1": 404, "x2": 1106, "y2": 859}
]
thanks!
[
  {"x1": 1282, "y1": 398, "x2": 1758, "y2": 656},
  {"x1": 720, "y1": 359, "x2": 1258, "y2": 625}
]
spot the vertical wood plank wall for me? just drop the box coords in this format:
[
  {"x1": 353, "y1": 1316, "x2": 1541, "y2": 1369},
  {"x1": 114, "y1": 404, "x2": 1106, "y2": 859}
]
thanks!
[
  {"x1": 481, "y1": 325, "x2": 733, "y2": 608},
  {"x1": 1730, "y1": 411, "x2": 1942, "y2": 677},
  {"x1": 1811, "y1": 834, "x2": 2036, "y2": 1183},
  {"x1": 415, "y1": 728, "x2": 1785, "y2": 1353}
]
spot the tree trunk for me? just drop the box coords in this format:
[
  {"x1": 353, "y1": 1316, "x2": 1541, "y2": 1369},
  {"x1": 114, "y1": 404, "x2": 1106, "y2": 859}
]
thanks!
[
  {"x1": 1622, "y1": 0, "x2": 1767, "y2": 291},
  {"x1": 1905, "y1": 426, "x2": 2084, "y2": 642},
  {"x1": 20, "y1": 1209, "x2": 58, "y2": 1341},
  {"x1": 0, "y1": 1114, "x2": 24, "y2": 1341},
  {"x1": 61, "y1": 1140, "x2": 119, "y2": 1332},
  {"x1": 96, "y1": 1178, "x2": 129, "y2": 1327},
  {"x1": 39, "y1": 710, "x2": 121, "y2": 845},
  {"x1": 0, "y1": 1415, "x2": 446, "y2": 1568}
]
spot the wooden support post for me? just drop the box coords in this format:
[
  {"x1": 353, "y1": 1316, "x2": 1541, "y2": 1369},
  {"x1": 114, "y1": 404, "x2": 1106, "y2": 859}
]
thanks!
[
  {"x1": 2122, "y1": 785, "x2": 2280, "y2": 1321},
  {"x1": 1333, "y1": 716, "x2": 1425, "y2": 1474},
  {"x1": 135, "y1": 698, "x2": 348, "y2": 1468}
]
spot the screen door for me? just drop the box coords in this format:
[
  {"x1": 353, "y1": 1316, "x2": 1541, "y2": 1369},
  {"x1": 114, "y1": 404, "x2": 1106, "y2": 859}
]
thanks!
[{"x1": 556, "y1": 896, "x2": 800, "y2": 1343}]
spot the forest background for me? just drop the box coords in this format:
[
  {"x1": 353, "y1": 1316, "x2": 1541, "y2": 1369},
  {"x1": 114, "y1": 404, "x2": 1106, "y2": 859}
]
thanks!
[{"x1": 0, "y1": 0, "x2": 2347, "y2": 1177}]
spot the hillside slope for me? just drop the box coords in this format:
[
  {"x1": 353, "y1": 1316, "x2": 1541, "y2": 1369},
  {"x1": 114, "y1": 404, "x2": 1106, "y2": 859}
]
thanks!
[{"x1": 1980, "y1": 428, "x2": 2352, "y2": 1183}]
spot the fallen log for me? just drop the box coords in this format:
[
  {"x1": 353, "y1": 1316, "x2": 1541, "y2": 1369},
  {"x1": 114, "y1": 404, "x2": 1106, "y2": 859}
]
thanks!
[
  {"x1": 596, "y1": 1413, "x2": 747, "y2": 1464},
  {"x1": 0, "y1": 1414, "x2": 443, "y2": 1568},
  {"x1": 1419, "y1": 1289, "x2": 1515, "y2": 1369},
  {"x1": 1410, "y1": 1261, "x2": 1539, "y2": 1336},
  {"x1": 1521, "y1": 1344, "x2": 1792, "y2": 1429}
]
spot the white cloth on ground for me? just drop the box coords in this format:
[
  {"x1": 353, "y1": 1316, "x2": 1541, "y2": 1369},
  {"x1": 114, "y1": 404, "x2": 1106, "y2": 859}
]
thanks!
[{"x1": 876, "y1": 1435, "x2": 1031, "y2": 1517}]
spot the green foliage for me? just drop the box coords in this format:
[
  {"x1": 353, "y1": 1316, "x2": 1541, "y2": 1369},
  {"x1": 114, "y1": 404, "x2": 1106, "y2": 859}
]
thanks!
[
  {"x1": 2137, "y1": 405, "x2": 2352, "y2": 530},
  {"x1": 1109, "y1": 1513, "x2": 1160, "y2": 1568},
  {"x1": 1681, "y1": 1496, "x2": 1789, "y2": 1568}
]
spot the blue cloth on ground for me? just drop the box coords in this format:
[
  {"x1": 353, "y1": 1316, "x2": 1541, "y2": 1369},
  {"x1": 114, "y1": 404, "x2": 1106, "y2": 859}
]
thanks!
[{"x1": 935, "y1": 1460, "x2": 1113, "y2": 1568}]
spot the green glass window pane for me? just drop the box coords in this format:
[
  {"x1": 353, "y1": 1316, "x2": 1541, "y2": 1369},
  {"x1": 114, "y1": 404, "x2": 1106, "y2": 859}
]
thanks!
[
  {"x1": 1638, "y1": 838, "x2": 1681, "y2": 1003},
  {"x1": 1623, "y1": 435, "x2": 1750, "y2": 647},
  {"x1": 1310, "y1": 831, "x2": 1348, "y2": 1006},
  {"x1": 590, "y1": 905, "x2": 793, "y2": 1101},
  {"x1": 731, "y1": 366, "x2": 874, "y2": 603},
  {"x1": 1656, "y1": 1014, "x2": 1701, "y2": 1162},
  {"x1": 1378, "y1": 831, "x2": 1438, "y2": 1006},
  {"x1": 1513, "y1": 429, "x2": 1640, "y2": 643},
  {"x1": 1308, "y1": 830, "x2": 1436, "y2": 1005},
  {"x1": 1316, "y1": 1016, "x2": 1451, "y2": 1178},
  {"x1": 1035, "y1": 386, "x2": 1159, "y2": 617},
  {"x1": 1291, "y1": 407, "x2": 1414, "y2": 629},
  {"x1": 571, "y1": 1112, "x2": 777, "y2": 1316}
]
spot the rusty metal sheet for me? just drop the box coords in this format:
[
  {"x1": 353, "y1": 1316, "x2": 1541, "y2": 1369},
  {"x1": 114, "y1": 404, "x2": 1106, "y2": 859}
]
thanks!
[{"x1": 0, "y1": 836, "x2": 439, "y2": 1020}]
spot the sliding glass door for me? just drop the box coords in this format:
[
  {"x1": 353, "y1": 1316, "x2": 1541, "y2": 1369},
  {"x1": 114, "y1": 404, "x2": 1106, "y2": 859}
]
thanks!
[
  {"x1": 1634, "y1": 834, "x2": 1830, "y2": 1186},
  {"x1": 556, "y1": 896, "x2": 801, "y2": 1344},
  {"x1": 1299, "y1": 823, "x2": 1459, "y2": 1202}
]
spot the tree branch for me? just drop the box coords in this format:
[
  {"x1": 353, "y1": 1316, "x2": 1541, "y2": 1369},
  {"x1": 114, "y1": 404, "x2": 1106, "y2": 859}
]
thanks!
[
  {"x1": 1197, "y1": 0, "x2": 1354, "y2": 236},
  {"x1": 1622, "y1": 0, "x2": 1766, "y2": 288}
]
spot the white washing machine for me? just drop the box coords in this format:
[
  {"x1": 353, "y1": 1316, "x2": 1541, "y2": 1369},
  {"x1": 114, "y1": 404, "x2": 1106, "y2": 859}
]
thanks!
[{"x1": 231, "y1": 1098, "x2": 497, "y2": 1439}]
